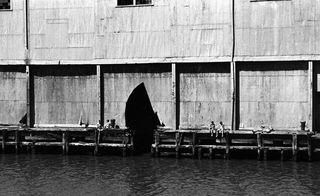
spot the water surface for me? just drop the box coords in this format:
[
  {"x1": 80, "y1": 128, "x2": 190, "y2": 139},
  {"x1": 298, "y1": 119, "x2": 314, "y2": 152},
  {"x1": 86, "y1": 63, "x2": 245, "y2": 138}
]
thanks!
[{"x1": 0, "y1": 154, "x2": 319, "y2": 196}]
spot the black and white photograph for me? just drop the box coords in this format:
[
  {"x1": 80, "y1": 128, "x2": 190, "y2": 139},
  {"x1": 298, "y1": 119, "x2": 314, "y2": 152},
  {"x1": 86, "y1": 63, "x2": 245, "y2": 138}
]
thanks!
[{"x1": 0, "y1": 0, "x2": 320, "y2": 195}]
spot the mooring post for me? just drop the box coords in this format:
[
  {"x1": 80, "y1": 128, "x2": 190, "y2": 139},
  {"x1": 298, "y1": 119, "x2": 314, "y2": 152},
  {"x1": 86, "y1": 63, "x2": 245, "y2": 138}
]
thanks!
[
  {"x1": 2, "y1": 129, "x2": 7, "y2": 153},
  {"x1": 292, "y1": 133, "x2": 298, "y2": 161},
  {"x1": 225, "y1": 132, "x2": 230, "y2": 160},
  {"x1": 15, "y1": 130, "x2": 20, "y2": 154},
  {"x1": 257, "y1": 132, "x2": 262, "y2": 161},
  {"x1": 307, "y1": 133, "x2": 312, "y2": 161}
]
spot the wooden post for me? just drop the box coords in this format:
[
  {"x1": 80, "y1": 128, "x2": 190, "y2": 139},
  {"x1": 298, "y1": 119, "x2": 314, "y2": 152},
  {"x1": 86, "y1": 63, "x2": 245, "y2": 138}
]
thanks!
[
  {"x1": 155, "y1": 130, "x2": 160, "y2": 157},
  {"x1": 307, "y1": 133, "x2": 312, "y2": 161},
  {"x1": 308, "y1": 61, "x2": 313, "y2": 132},
  {"x1": 292, "y1": 133, "x2": 298, "y2": 161},
  {"x1": 263, "y1": 148, "x2": 268, "y2": 161},
  {"x1": 281, "y1": 149, "x2": 284, "y2": 161},
  {"x1": 209, "y1": 147, "x2": 213, "y2": 159},
  {"x1": 257, "y1": 132, "x2": 262, "y2": 161},
  {"x1": 62, "y1": 131, "x2": 69, "y2": 155},
  {"x1": 15, "y1": 130, "x2": 20, "y2": 153},
  {"x1": 192, "y1": 132, "x2": 197, "y2": 158},
  {"x1": 175, "y1": 132, "x2": 180, "y2": 158},
  {"x1": 2, "y1": 129, "x2": 7, "y2": 153},
  {"x1": 198, "y1": 147, "x2": 202, "y2": 159},
  {"x1": 94, "y1": 128, "x2": 99, "y2": 156},
  {"x1": 225, "y1": 132, "x2": 230, "y2": 160},
  {"x1": 172, "y1": 63, "x2": 177, "y2": 130}
]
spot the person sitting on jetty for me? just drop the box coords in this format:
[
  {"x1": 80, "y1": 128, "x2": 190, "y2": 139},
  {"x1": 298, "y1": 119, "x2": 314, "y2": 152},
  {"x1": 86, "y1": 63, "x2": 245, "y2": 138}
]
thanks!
[
  {"x1": 209, "y1": 121, "x2": 216, "y2": 137},
  {"x1": 217, "y1": 121, "x2": 225, "y2": 138}
]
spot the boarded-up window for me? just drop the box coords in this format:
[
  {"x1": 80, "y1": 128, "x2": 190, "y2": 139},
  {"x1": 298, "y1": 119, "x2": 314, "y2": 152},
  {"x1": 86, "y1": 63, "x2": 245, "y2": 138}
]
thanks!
[
  {"x1": 0, "y1": 0, "x2": 10, "y2": 10},
  {"x1": 118, "y1": 0, "x2": 152, "y2": 6}
]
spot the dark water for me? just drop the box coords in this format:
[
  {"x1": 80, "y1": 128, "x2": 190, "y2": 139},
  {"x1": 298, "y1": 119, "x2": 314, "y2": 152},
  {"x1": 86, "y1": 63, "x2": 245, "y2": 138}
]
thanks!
[{"x1": 1, "y1": 154, "x2": 320, "y2": 196}]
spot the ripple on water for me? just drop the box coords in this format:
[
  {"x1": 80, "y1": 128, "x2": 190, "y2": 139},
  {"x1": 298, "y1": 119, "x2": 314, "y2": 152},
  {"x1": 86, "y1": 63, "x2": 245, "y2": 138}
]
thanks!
[{"x1": 0, "y1": 155, "x2": 320, "y2": 195}]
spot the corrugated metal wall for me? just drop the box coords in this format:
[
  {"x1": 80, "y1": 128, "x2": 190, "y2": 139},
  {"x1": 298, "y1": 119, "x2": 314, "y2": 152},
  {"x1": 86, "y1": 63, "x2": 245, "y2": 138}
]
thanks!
[
  {"x1": 239, "y1": 62, "x2": 309, "y2": 129},
  {"x1": 235, "y1": 0, "x2": 320, "y2": 59},
  {"x1": 103, "y1": 64, "x2": 172, "y2": 127},
  {"x1": 0, "y1": 66, "x2": 26, "y2": 124},
  {"x1": 33, "y1": 66, "x2": 98, "y2": 125},
  {"x1": 179, "y1": 63, "x2": 231, "y2": 128},
  {"x1": 0, "y1": 1, "x2": 25, "y2": 61}
]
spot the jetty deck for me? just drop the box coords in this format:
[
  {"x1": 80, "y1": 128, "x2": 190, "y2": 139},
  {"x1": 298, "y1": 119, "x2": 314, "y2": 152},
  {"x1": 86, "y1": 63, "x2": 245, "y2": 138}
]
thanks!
[
  {"x1": 152, "y1": 127, "x2": 317, "y2": 161},
  {"x1": 0, "y1": 126, "x2": 134, "y2": 156}
]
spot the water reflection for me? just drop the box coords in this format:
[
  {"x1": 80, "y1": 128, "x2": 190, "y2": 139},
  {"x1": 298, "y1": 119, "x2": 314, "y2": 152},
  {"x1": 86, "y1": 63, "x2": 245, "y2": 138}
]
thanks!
[{"x1": 0, "y1": 154, "x2": 320, "y2": 195}]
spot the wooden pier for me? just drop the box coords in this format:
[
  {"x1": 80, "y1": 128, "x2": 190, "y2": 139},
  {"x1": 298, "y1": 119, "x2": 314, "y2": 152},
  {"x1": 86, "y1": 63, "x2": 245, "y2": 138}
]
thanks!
[
  {"x1": 0, "y1": 126, "x2": 134, "y2": 156},
  {"x1": 152, "y1": 127, "x2": 317, "y2": 161}
]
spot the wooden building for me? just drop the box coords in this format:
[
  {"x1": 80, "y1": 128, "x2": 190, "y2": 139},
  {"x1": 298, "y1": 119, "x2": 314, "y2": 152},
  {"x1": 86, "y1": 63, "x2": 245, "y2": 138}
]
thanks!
[{"x1": 0, "y1": 0, "x2": 319, "y2": 132}]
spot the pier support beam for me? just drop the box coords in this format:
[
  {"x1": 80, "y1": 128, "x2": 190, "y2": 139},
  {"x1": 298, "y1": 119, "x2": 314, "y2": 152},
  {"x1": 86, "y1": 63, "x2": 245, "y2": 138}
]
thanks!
[
  {"x1": 175, "y1": 132, "x2": 180, "y2": 159},
  {"x1": 192, "y1": 132, "x2": 197, "y2": 158},
  {"x1": 171, "y1": 63, "x2": 178, "y2": 130},
  {"x1": 94, "y1": 129, "x2": 100, "y2": 156},
  {"x1": 26, "y1": 66, "x2": 34, "y2": 127}
]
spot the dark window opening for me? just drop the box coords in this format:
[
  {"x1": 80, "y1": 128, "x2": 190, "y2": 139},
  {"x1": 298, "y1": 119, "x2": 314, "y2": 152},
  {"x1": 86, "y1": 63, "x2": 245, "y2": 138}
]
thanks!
[
  {"x1": 117, "y1": 0, "x2": 152, "y2": 6},
  {"x1": 0, "y1": 0, "x2": 10, "y2": 10}
]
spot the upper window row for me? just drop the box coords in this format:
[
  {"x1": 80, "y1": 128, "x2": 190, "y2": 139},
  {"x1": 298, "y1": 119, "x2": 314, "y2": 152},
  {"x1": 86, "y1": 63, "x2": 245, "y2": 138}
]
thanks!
[
  {"x1": 0, "y1": 0, "x2": 10, "y2": 10},
  {"x1": 118, "y1": 0, "x2": 152, "y2": 6}
]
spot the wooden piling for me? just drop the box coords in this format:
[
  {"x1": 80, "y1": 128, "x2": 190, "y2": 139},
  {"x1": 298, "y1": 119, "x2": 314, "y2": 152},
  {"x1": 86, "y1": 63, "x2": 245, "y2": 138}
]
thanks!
[
  {"x1": 2, "y1": 129, "x2": 7, "y2": 153},
  {"x1": 62, "y1": 131, "x2": 69, "y2": 155},
  {"x1": 263, "y1": 148, "x2": 268, "y2": 161},
  {"x1": 175, "y1": 132, "x2": 180, "y2": 158},
  {"x1": 209, "y1": 147, "x2": 213, "y2": 159},
  {"x1": 15, "y1": 130, "x2": 20, "y2": 153},
  {"x1": 281, "y1": 149, "x2": 284, "y2": 161},
  {"x1": 225, "y1": 132, "x2": 230, "y2": 160},
  {"x1": 192, "y1": 132, "x2": 197, "y2": 158},
  {"x1": 292, "y1": 133, "x2": 298, "y2": 161},
  {"x1": 94, "y1": 129, "x2": 100, "y2": 156},
  {"x1": 198, "y1": 147, "x2": 202, "y2": 159},
  {"x1": 307, "y1": 134, "x2": 312, "y2": 161},
  {"x1": 257, "y1": 132, "x2": 262, "y2": 160},
  {"x1": 155, "y1": 130, "x2": 160, "y2": 157}
]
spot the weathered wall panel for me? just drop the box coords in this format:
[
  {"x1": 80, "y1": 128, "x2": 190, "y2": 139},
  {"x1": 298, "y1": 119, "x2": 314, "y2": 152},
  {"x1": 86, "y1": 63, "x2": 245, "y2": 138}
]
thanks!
[
  {"x1": 0, "y1": 66, "x2": 26, "y2": 124},
  {"x1": 235, "y1": 0, "x2": 320, "y2": 58},
  {"x1": 0, "y1": 1, "x2": 25, "y2": 61},
  {"x1": 179, "y1": 63, "x2": 231, "y2": 128},
  {"x1": 239, "y1": 62, "x2": 308, "y2": 129},
  {"x1": 103, "y1": 64, "x2": 172, "y2": 128},
  {"x1": 29, "y1": 0, "x2": 95, "y2": 60},
  {"x1": 33, "y1": 66, "x2": 98, "y2": 125}
]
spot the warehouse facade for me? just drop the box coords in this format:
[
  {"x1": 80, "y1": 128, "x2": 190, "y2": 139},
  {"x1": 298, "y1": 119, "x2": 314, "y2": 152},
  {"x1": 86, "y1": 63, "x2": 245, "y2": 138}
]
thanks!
[{"x1": 0, "y1": 0, "x2": 319, "y2": 132}]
